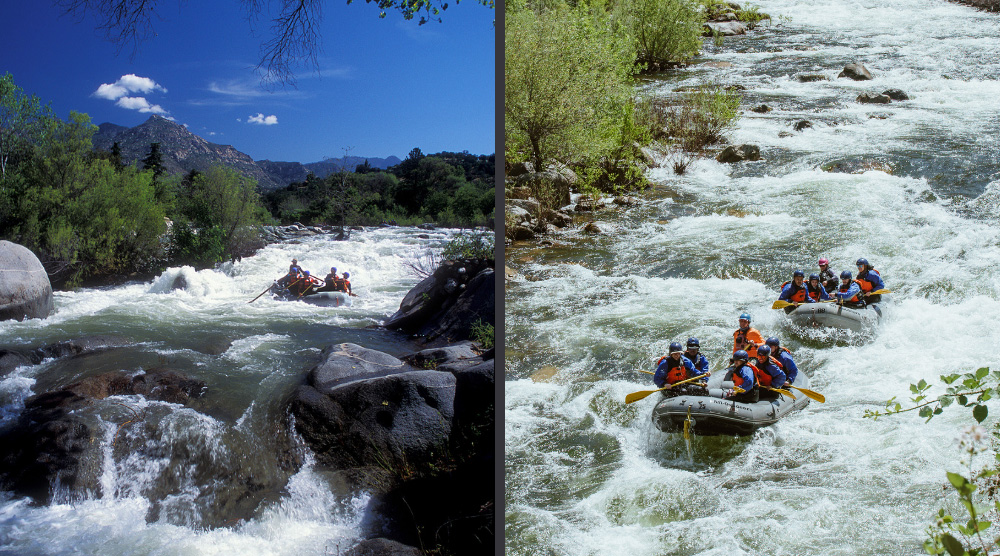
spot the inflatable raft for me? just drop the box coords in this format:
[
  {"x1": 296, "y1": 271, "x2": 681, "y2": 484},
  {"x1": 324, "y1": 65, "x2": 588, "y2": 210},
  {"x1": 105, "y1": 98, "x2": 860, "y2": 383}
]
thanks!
[
  {"x1": 651, "y1": 371, "x2": 811, "y2": 436},
  {"x1": 269, "y1": 285, "x2": 353, "y2": 307},
  {"x1": 786, "y1": 300, "x2": 884, "y2": 331}
]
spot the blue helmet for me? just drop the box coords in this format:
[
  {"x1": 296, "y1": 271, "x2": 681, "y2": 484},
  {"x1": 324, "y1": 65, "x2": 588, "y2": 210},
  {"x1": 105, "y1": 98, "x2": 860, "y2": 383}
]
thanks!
[
  {"x1": 739, "y1": 313, "x2": 751, "y2": 322},
  {"x1": 304, "y1": 270, "x2": 310, "y2": 276},
  {"x1": 856, "y1": 258, "x2": 869, "y2": 267},
  {"x1": 809, "y1": 273, "x2": 820, "y2": 281},
  {"x1": 765, "y1": 337, "x2": 780, "y2": 348},
  {"x1": 686, "y1": 337, "x2": 700, "y2": 348},
  {"x1": 756, "y1": 344, "x2": 771, "y2": 358},
  {"x1": 733, "y1": 350, "x2": 749, "y2": 362},
  {"x1": 793, "y1": 269, "x2": 805, "y2": 278},
  {"x1": 841, "y1": 270, "x2": 852, "y2": 280},
  {"x1": 669, "y1": 342, "x2": 683, "y2": 353}
]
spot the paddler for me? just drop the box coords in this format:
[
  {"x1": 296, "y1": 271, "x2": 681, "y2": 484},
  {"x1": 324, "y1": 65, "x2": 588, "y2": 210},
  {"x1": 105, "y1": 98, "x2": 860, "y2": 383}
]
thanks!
[
  {"x1": 733, "y1": 313, "x2": 764, "y2": 361},
  {"x1": 834, "y1": 270, "x2": 865, "y2": 308},
  {"x1": 653, "y1": 342, "x2": 706, "y2": 396},
  {"x1": 712, "y1": 350, "x2": 759, "y2": 403},
  {"x1": 754, "y1": 344, "x2": 787, "y2": 399},
  {"x1": 855, "y1": 258, "x2": 886, "y2": 303},
  {"x1": 806, "y1": 273, "x2": 832, "y2": 301},
  {"x1": 777, "y1": 270, "x2": 815, "y2": 313},
  {"x1": 764, "y1": 337, "x2": 799, "y2": 386}
]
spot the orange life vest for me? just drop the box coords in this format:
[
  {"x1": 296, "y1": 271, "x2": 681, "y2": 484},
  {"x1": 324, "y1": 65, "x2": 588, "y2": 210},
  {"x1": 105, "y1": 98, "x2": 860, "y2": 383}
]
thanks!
[
  {"x1": 806, "y1": 283, "x2": 825, "y2": 301},
  {"x1": 726, "y1": 362, "x2": 759, "y2": 390},
  {"x1": 839, "y1": 280, "x2": 861, "y2": 303},
  {"x1": 733, "y1": 327, "x2": 763, "y2": 359},
  {"x1": 780, "y1": 280, "x2": 808, "y2": 303},
  {"x1": 658, "y1": 355, "x2": 689, "y2": 384},
  {"x1": 855, "y1": 268, "x2": 881, "y2": 293}
]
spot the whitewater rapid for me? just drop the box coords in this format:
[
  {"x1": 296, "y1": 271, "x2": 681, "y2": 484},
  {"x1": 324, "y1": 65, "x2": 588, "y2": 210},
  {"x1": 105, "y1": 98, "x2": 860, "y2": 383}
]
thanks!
[{"x1": 505, "y1": 1, "x2": 1000, "y2": 554}]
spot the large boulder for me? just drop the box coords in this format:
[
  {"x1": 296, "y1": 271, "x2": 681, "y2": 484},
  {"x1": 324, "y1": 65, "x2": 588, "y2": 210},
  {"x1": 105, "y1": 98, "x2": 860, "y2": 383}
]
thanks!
[
  {"x1": 716, "y1": 144, "x2": 761, "y2": 163},
  {"x1": 857, "y1": 92, "x2": 891, "y2": 104},
  {"x1": 384, "y1": 260, "x2": 494, "y2": 344},
  {"x1": 0, "y1": 369, "x2": 206, "y2": 502},
  {"x1": 703, "y1": 21, "x2": 747, "y2": 35},
  {"x1": 838, "y1": 62, "x2": 874, "y2": 80},
  {"x1": 514, "y1": 165, "x2": 578, "y2": 208},
  {"x1": 0, "y1": 335, "x2": 133, "y2": 379},
  {"x1": 0, "y1": 241, "x2": 54, "y2": 322},
  {"x1": 291, "y1": 368, "x2": 456, "y2": 478}
]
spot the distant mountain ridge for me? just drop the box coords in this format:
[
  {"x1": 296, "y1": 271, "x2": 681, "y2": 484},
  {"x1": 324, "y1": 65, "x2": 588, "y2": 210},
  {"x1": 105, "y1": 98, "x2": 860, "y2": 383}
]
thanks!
[{"x1": 91, "y1": 115, "x2": 401, "y2": 191}]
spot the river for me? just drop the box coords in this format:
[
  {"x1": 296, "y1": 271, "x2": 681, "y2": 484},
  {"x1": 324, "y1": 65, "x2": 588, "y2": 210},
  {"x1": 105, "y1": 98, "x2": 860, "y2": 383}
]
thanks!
[
  {"x1": 504, "y1": 0, "x2": 1000, "y2": 554},
  {"x1": 0, "y1": 226, "x2": 463, "y2": 555}
]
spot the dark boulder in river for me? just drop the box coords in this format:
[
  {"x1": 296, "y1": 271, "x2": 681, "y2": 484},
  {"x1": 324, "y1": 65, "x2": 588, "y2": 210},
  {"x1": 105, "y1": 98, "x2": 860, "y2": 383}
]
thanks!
[
  {"x1": 289, "y1": 342, "x2": 495, "y2": 554},
  {"x1": 384, "y1": 259, "x2": 494, "y2": 344},
  {"x1": 838, "y1": 62, "x2": 874, "y2": 80},
  {"x1": 857, "y1": 92, "x2": 891, "y2": 104},
  {"x1": 716, "y1": 144, "x2": 761, "y2": 163},
  {"x1": 0, "y1": 369, "x2": 206, "y2": 503},
  {"x1": 0, "y1": 241, "x2": 54, "y2": 322},
  {"x1": 0, "y1": 335, "x2": 133, "y2": 379}
]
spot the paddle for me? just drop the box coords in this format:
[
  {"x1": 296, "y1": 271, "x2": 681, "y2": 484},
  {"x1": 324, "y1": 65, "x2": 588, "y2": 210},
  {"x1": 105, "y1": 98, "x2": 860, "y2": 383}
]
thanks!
[
  {"x1": 865, "y1": 288, "x2": 891, "y2": 296},
  {"x1": 625, "y1": 372, "x2": 711, "y2": 405},
  {"x1": 785, "y1": 383, "x2": 825, "y2": 402},
  {"x1": 760, "y1": 384, "x2": 795, "y2": 399},
  {"x1": 772, "y1": 299, "x2": 836, "y2": 310},
  {"x1": 248, "y1": 283, "x2": 274, "y2": 304}
]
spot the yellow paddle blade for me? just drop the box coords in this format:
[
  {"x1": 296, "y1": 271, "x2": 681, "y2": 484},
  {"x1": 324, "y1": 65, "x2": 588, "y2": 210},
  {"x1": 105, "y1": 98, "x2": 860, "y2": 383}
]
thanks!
[
  {"x1": 772, "y1": 299, "x2": 792, "y2": 310},
  {"x1": 769, "y1": 387, "x2": 795, "y2": 400},
  {"x1": 868, "y1": 288, "x2": 891, "y2": 295},
  {"x1": 788, "y1": 384, "x2": 825, "y2": 402},
  {"x1": 625, "y1": 387, "x2": 664, "y2": 404}
]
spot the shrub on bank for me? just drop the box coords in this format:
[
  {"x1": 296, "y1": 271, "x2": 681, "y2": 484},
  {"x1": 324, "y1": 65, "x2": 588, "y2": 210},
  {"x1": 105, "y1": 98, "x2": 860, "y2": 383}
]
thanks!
[
  {"x1": 613, "y1": 0, "x2": 703, "y2": 71},
  {"x1": 639, "y1": 85, "x2": 742, "y2": 154}
]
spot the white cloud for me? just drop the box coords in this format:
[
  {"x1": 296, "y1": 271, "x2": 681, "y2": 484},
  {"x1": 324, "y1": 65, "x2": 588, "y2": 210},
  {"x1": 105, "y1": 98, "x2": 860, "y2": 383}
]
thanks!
[
  {"x1": 94, "y1": 74, "x2": 166, "y2": 100},
  {"x1": 248, "y1": 113, "x2": 278, "y2": 125},
  {"x1": 115, "y1": 96, "x2": 168, "y2": 115}
]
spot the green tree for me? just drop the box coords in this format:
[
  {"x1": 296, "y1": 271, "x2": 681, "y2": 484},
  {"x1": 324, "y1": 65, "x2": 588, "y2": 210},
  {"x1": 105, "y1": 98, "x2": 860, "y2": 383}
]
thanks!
[
  {"x1": 177, "y1": 164, "x2": 266, "y2": 264},
  {"x1": 505, "y1": 5, "x2": 636, "y2": 170},
  {"x1": 0, "y1": 72, "x2": 53, "y2": 180},
  {"x1": 141, "y1": 142, "x2": 165, "y2": 179}
]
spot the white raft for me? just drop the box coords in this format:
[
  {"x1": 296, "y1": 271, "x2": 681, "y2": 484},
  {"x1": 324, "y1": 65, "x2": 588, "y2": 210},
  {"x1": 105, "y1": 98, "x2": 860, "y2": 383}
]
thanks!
[
  {"x1": 651, "y1": 371, "x2": 811, "y2": 436},
  {"x1": 785, "y1": 299, "x2": 885, "y2": 331},
  {"x1": 269, "y1": 284, "x2": 353, "y2": 307}
]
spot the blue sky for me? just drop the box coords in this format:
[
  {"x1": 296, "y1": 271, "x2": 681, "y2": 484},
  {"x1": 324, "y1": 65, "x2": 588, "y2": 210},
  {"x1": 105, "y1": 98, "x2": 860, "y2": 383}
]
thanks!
[{"x1": 0, "y1": 1, "x2": 495, "y2": 162}]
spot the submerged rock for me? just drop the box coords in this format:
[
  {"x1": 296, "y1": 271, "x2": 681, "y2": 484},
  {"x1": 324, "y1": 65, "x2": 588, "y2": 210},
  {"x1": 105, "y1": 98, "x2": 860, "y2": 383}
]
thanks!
[
  {"x1": 857, "y1": 92, "x2": 891, "y2": 104},
  {"x1": 882, "y1": 89, "x2": 910, "y2": 100}
]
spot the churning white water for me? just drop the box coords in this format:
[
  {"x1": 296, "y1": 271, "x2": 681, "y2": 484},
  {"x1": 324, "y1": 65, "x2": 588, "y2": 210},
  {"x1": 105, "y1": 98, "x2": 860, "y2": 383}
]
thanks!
[
  {"x1": 505, "y1": 1, "x2": 1000, "y2": 554},
  {"x1": 0, "y1": 226, "x2": 464, "y2": 555}
]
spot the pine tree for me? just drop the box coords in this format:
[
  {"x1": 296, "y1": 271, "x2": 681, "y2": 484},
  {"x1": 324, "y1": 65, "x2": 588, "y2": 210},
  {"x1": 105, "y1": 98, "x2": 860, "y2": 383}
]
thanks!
[{"x1": 141, "y1": 142, "x2": 164, "y2": 180}]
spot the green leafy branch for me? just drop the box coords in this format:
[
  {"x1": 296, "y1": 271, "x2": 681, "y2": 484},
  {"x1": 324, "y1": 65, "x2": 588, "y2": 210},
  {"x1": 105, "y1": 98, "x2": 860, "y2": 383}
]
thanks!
[{"x1": 863, "y1": 367, "x2": 998, "y2": 424}]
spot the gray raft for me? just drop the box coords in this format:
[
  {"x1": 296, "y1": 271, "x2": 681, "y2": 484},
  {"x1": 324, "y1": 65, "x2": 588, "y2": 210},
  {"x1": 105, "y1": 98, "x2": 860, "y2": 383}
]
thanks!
[
  {"x1": 786, "y1": 299, "x2": 885, "y2": 331},
  {"x1": 651, "y1": 371, "x2": 811, "y2": 436},
  {"x1": 269, "y1": 284, "x2": 353, "y2": 307}
]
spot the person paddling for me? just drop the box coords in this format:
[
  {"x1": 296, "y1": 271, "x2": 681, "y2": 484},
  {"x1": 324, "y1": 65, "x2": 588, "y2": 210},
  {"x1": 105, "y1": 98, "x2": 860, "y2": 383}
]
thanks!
[
  {"x1": 754, "y1": 345, "x2": 787, "y2": 399},
  {"x1": 855, "y1": 258, "x2": 886, "y2": 303},
  {"x1": 684, "y1": 338, "x2": 709, "y2": 377},
  {"x1": 733, "y1": 313, "x2": 764, "y2": 361},
  {"x1": 777, "y1": 270, "x2": 815, "y2": 313},
  {"x1": 806, "y1": 273, "x2": 832, "y2": 301},
  {"x1": 835, "y1": 270, "x2": 865, "y2": 308},
  {"x1": 713, "y1": 350, "x2": 759, "y2": 403},
  {"x1": 653, "y1": 342, "x2": 706, "y2": 396},
  {"x1": 765, "y1": 336, "x2": 799, "y2": 386},
  {"x1": 818, "y1": 257, "x2": 839, "y2": 293}
]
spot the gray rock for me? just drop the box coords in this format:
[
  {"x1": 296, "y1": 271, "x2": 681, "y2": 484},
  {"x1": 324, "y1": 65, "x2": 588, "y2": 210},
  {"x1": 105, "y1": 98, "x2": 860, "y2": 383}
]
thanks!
[
  {"x1": 838, "y1": 62, "x2": 873, "y2": 80},
  {"x1": 309, "y1": 343, "x2": 412, "y2": 392},
  {"x1": 716, "y1": 144, "x2": 761, "y2": 163},
  {"x1": 751, "y1": 104, "x2": 772, "y2": 113},
  {"x1": 613, "y1": 196, "x2": 640, "y2": 207},
  {"x1": 511, "y1": 225, "x2": 535, "y2": 241},
  {"x1": 778, "y1": 131, "x2": 795, "y2": 138},
  {"x1": 291, "y1": 370, "x2": 456, "y2": 474},
  {"x1": 505, "y1": 205, "x2": 531, "y2": 227},
  {"x1": 882, "y1": 89, "x2": 909, "y2": 100},
  {"x1": 703, "y1": 21, "x2": 747, "y2": 36},
  {"x1": 404, "y1": 341, "x2": 482, "y2": 372},
  {"x1": 0, "y1": 241, "x2": 53, "y2": 322},
  {"x1": 506, "y1": 161, "x2": 535, "y2": 178},
  {"x1": 857, "y1": 92, "x2": 891, "y2": 104},
  {"x1": 793, "y1": 120, "x2": 813, "y2": 131},
  {"x1": 541, "y1": 209, "x2": 573, "y2": 228},
  {"x1": 574, "y1": 196, "x2": 605, "y2": 212},
  {"x1": 583, "y1": 221, "x2": 603, "y2": 234},
  {"x1": 795, "y1": 73, "x2": 829, "y2": 82},
  {"x1": 507, "y1": 198, "x2": 541, "y2": 214}
]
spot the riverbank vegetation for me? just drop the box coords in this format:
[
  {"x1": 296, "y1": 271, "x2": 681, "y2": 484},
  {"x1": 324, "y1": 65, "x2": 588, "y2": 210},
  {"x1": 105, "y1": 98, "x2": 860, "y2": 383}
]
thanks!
[
  {"x1": 0, "y1": 73, "x2": 494, "y2": 287},
  {"x1": 504, "y1": 0, "x2": 756, "y2": 213}
]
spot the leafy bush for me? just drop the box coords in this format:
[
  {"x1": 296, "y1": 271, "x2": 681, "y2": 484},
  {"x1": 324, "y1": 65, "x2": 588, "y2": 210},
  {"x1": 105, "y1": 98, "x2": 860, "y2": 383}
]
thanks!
[
  {"x1": 470, "y1": 319, "x2": 494, "y2": 350},
  {"x1": 442, "y1": 230, "x2": 494, "y2": 261},
  {"x1": 642, "y1": 86, "x2": 742, "y2": 153},
  {"x1": 613, "y1": 0, "x2": 703, "y2": 71}
]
